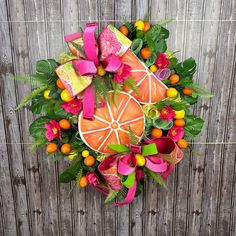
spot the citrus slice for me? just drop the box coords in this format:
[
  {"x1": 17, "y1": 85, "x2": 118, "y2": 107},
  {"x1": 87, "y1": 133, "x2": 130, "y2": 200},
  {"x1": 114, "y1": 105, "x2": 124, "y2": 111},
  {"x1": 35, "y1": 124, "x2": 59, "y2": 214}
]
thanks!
[
  {"x1": 121, "y1": 49, "x2": 168, "y2": 104},
  {"x1": 78, "y1": 91, "x2": 145, "y2": 153}
]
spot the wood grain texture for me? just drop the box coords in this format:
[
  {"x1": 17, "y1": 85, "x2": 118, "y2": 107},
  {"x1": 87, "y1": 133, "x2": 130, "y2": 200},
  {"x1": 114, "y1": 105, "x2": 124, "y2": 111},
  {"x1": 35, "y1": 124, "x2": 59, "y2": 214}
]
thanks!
[{"x1": 0, "y1": 0, "x2": 236, "y2": 235}]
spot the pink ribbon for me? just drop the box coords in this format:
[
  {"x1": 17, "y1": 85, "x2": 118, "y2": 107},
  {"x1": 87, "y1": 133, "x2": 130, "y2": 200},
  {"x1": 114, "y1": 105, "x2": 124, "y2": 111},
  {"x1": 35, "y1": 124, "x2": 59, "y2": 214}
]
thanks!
[
  {"x1": 83, "y1": 85, "x2": 95, "y2": 119},
  {"x1": 145, "y1": 156, "x2": 167, "y2": 173},
  {"x1": 73, "y1": 60, "x2": 97, "y2": 75},
  {"x1": 117, "y1": 153, "x2": 136, "y2": 175}
]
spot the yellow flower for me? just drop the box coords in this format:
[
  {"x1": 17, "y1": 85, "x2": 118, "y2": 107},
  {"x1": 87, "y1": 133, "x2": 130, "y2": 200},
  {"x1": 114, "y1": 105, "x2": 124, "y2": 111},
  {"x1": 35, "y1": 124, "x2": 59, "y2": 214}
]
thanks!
[
  {"x1": 165, "y1": 50, "x2": 173, "y2": 59},
  {"x1": 96, "y1": 153, "x2": 107, "y2": 162},
  {"x1": 143, "y1": 104, "x2": 160, "y2": 119}
]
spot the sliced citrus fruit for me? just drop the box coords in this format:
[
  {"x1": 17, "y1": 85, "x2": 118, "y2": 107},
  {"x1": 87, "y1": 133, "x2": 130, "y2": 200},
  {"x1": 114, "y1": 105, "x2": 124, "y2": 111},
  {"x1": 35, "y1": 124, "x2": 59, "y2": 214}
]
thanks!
[
  {"x1": 78, "y1": 91, "x2": 145, "y2": 153},
  {"x1": 121, "y1": 49, "x2": 168, "y2": 104}
]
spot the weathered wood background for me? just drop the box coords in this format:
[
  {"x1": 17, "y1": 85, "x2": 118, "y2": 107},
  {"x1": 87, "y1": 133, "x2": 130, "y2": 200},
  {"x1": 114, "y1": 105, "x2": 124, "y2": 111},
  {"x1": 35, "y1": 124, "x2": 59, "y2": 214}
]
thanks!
[{"x1": 0, "y1": 0, "x2": 236, "y2": 235}]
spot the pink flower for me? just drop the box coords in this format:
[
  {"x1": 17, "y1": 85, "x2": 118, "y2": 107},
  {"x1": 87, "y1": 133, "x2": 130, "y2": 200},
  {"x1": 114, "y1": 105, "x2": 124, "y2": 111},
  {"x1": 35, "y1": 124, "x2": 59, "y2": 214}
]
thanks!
[
  {"x1": 45, "y1": 120, "x2": 62, "y2": 141},
  {"x1": 155, "y1": 53, "x2": 170, "y2": 69},
  {"x1": 61, "y1": 99, "x2": 82, "y2": 115},
  {"x1": 167, "y1": 126, "x2": 184, "y2": 142},
  {"x1": 87, "y1": 172, "x2": 99, "y2": 187},
  {"x1": 158, "y1": 106, "x2": 175, "y2": 121},
  {"x1": 136, "y1": 168, "x2": 144, "y2": 182},
  {"x1": 114, "y1": 64, "x2": 131, "y2": 83}
]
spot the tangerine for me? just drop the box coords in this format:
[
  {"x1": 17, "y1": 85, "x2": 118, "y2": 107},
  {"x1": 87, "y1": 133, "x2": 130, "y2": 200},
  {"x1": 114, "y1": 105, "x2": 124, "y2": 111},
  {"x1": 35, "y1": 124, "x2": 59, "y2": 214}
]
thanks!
[
  {"x1": 182, "y1": 88, "x2": 193, "y2": 95},
  {"x1": 151, "y1": 128, "x2": 163, "y2": 138},
  {"x1": 119, "y1": 25, "x2": 129, "y2": 36},
  {"x1": 46, "y1": 143, "x2": 58, "y2": 153},
  {"x1": 79, "y1": 176, "x2": 88, "y2": 188},
  {"x1": 59, "y1": 119, "x2": 71, "y2": 130},
  {"x1": 174, "y1": 119, "x2": 185, "y2": 127},
  {"x1": 177, "y1": 139, "x2": 188, "y2": 148},
  {"x1": 84, "y1": 155, "x2": 95, "y2": 167},
  {"x1": 169, "y1": 74, "x2": 180, "y2": 84},
  {"x1": 143, "y1": 22, "x2": 151, "y2": 32},
  {"x1": 61, "y1": 143, "x2": 71, "y2": 154},
  {"x1": 140, "y1": 48, "x2": 152, "y2": 60},
  {"x1": 56, "y1": 78, "x2": 66, "y2": 90}
]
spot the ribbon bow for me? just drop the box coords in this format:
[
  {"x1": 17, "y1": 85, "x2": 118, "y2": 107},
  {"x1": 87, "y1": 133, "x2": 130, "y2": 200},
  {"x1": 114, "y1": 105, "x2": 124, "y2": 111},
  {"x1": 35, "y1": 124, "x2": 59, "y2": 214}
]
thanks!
[{"x1": 98, "y1": 137, "x2": 184, "y2": 205}]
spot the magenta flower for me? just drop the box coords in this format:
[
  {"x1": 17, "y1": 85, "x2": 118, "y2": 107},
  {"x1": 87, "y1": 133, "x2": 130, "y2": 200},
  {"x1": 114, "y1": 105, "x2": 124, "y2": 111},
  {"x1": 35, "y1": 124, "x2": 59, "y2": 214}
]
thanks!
[
  {"x1": 87, "y1": 172, "x2": 99, "y2": 187},
  {"x1": 114, "y1": 64, "x2": 131, "y2": 83},
  {"x1": 167, "y1": 126, "x2": 184, "y2": 142},
  {"x1": 158, "y1": 106, "x2": 175, "y2": 121},
  {"x1": 136, "y1": 169, "x2": 144, "y2": 182},
  {"x1": 45, "y1": 120, "x2": 62, "y2": 141},
  {"x1": 155, "y1": 53, "x2": 170, "y2": 69},
  {"x1": 61, "y1": 99, "x2": 82, "y2": 115}
]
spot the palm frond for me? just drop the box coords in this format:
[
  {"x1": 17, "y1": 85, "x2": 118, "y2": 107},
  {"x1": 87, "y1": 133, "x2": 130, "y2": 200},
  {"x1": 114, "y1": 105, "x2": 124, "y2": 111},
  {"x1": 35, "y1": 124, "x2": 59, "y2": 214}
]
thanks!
[
  {"x1": 104, "y1": 189, "x2": 119, "y2": 204},
  {"x1": 111, "y1": 81, "x2": 123, "y2": 106}
]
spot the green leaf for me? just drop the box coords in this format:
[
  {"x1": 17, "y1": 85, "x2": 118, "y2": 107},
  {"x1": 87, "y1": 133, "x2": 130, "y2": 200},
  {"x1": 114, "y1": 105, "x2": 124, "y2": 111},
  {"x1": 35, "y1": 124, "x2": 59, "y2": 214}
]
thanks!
[
  {"x1": 11, "y1": 74, "x2": 49, "y2": 86},
  {"x1": 174, "y1": 57, "x2": 196, "y2": 77},
  {"x1": 156, "y1": 19, "x2": 173, "y2": 26},
  {"x1": 145, "y1": 34, "x2": 156, "y2": 51},
  {"x1": 144, "y1": 53, "x2": 157, "y2": 67},
  {"x1": 107, "y1": 144, "x2": 130, "y2": 153},
  {"x1": 184, "y1": 115, "x2": 204, "y2": 139},
  {"x1": 131, "y1": 38, "x2": 143, "y2": 55},
  {"x1": 170, "y1": 100, "x2": 190, "y2": 111},
  {"x1": 156, "y1": 39, "x2": 167, "y2": 53},
  {"x1": 54, "y1": 100, "x2": 70, "y2": 118},
  {"x1": 152, "y1": 119, "x2": 173, "y2": 130},
  {"x1": 168, "y1": 57, "x2": 178, "y2": 70},
  {"x1": 145, "y1": 167, "x2": 167, "y2": 189},
  {"x1": 15, "y1": 85, "x2": 48, "y2": 110},
  {"x1": 177, "y1": 76, "x2": 193, "y2": 86},
  {"x1": 29, "y1": 116, "x2": 50, "y2": 139},
  {"x1": 111, "y1": 81, "x2": 123, "y2": 106},
  {"x1": 93, "y1": 77, "x2": 110, "y2": 105},
  {"x1": 142, "y1": 143, "x2": 158, "y2": 156},
  {"x1": 123, "y1": 21, "x2": 136, "y2": 39},
  {"x1": 185, "y1": 83, "x2": 213, "y2": 98},
  {"x1": 182, "y1": 94, "x2": 198, "y2": 105},
  {"x1": 76, "y1": 168, "x2": 83, "y2": 186},
  {"x1": 104, "y1": 189, "x2": 119, "y2": 204},
  {"x1": 129, "y1": 127, "x2": 139, "y2": 144},
  {"x1": 123, "y1": 77, "x2": 139, "y2": 95},
  {"x1": 59, "y1": 156, "x2": 83, "y2": 183}
]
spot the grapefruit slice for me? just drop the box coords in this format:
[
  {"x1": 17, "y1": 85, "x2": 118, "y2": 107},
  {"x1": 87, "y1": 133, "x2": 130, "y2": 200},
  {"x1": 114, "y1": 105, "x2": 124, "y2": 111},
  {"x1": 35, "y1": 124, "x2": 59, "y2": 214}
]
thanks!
[
  {"x1": 78, "y1": 91, "x2": 145, "y2": 154},
  {"x1": 121, "y1": 49, "x2": 168, "y2": 104}
]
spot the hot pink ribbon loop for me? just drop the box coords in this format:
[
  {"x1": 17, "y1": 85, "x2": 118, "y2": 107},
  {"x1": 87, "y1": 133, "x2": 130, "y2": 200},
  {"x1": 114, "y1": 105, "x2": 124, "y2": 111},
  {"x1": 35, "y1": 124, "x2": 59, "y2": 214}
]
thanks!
[
  {"x1": 83, "y1": 23, "x2": 99, "y2": 66},
  {"x1": 83, "y1": 85, "x2": 95, "y2": 120},
  {"x1": 115, "y1": 180, "x2": 137, "y2": 206},
  {"x1": 162, "y1": 164, "x2": 175, "y2": 180},
  {"x1": 104, "y1": 54, "x2": 122, "y2": 72},
  {"x1": 129, "y1": 144, "x2": 142, "y2": 153},
  {"x1": 145, "y1": 156, "x2": 167, "y2": 173},
  {"x1": 118, "y1": 153, "x2": 137, "y2": 176},
  {"x1": 64, "y1": 31, "x2": 81, "y2": 43},
  {"x1": 73, "y1": 60, "x2": 97, "y2": 75}
]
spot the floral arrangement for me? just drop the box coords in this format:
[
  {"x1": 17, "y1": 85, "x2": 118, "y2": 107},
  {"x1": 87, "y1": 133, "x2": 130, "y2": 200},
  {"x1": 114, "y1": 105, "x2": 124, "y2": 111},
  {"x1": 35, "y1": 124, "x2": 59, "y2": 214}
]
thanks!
[{"x1": 15, "y1": 19, "x2": 212, "y2": 205}]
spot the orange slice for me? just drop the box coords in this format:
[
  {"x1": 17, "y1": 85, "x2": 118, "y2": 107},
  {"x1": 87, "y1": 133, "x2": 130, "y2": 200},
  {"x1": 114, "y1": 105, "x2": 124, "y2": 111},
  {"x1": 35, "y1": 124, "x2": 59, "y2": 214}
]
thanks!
[
  {"x1": 121, "y1": 49, "x2": 168, "y2": 104},
  {"x1": 78, "y1": 91, "x2": 145, "y2": 153}
]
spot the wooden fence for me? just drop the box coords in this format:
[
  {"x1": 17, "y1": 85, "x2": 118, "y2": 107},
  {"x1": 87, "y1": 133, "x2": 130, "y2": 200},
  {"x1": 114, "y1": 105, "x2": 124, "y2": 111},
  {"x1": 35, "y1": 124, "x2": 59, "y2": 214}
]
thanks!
[{"x1": 0, "y1": 0, "x2": 235, "y2": 235}]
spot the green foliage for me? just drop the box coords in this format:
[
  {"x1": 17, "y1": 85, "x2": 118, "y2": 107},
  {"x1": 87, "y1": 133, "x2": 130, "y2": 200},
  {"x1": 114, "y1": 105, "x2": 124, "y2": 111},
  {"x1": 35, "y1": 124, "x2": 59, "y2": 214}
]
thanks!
[
  {"x1": 184, "y1": 115, "x2": 204, "y2": 139},
  {"x1": 129, "y1": 127, "x2": 139, "y2": 144},
  {"x1": 123, "y1": 21, "x2": 136, "y2": 39},
  {"x1": 59, "y1": 156, "x2": 83, "y2": 183},
  {"x1": 174, "y1": 57, "x2": 196, "y2": 78},
  {"x1": 144, "y1": 167, "x2": 167, "y2": 189},
  {"x1": 111, "y1": 80, "x2": 123, "y2": 105},
  {"x1": 76, "y1": 168, "x2": 83, "y2": 186},
  {"x1": 123, "y1": 77, "x2": 139, "y2": 95},
  {"x1": 131, "y1": 38, "x2": 143, "y2": 55},
  {"x1": 152, "y1": 118, "x2": 173, "y2": 130},
  {"x1": 181, "y1": 94, "x2": 198, "y2": 105},
  {"x1": 185, "y1": 83, "x2": 213, "y2": 98},
  {"x1": 93, "y1": 77, "x2": 110, "y2": 105},
  {"x1": 15, "y1": 85, "x2": 48, "y2": 110},
  {"x1": 29, "y1": 116, "x2": 50, "y2": 139},
  {"x1": 11, "y1": 74, "x2": 49, "y2": 86},
  {"x1": 154, "y1": 99, "x2": 190, "y2": 111},
  {"x1": 104, "y1": 189, "x2": 119, "y2": 204}
]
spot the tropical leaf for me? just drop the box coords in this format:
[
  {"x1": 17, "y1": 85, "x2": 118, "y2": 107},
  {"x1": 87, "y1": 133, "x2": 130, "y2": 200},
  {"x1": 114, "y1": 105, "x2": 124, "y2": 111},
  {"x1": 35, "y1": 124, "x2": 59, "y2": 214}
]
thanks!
[
  {"x1": 123, "y1": 77, "x2": 139, "y2": 95},
  {"x1": 111, "y1": 81, "x2": 123, "y2": 106},
  {"x1": 104, "y1": 189, "x2": 119, "y2": 204},
  {"x1": 185, "y1": 83, "x2": 213, "y2": 98},
  {"x1": 15, "y1": 85, "x2": 48, "y2": 110},
  {"x1": 131, "y1": 38, "x2": 143, "y2": 55}
]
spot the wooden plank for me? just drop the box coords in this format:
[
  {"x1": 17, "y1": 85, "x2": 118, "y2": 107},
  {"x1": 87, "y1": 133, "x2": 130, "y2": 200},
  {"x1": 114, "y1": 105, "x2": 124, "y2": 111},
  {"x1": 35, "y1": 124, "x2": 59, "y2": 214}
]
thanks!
[
  {"x1": 0, "y1": 3, "x2": 18, "y2": 236},
  {"x1": 198, "y1": 1, "x2": 236, "y2": 235}
]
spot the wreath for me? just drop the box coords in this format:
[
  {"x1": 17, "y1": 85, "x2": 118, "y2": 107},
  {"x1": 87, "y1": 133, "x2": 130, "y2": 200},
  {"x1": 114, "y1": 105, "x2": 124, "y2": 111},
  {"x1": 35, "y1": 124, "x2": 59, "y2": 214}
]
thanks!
[{"x1": 14, "y1": 19, "x2": 212, "y2": 205}]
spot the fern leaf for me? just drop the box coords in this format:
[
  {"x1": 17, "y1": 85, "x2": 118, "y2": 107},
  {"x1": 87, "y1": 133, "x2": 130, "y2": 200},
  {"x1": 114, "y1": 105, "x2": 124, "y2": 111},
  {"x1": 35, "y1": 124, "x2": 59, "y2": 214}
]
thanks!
[
  {"x1": 104, "y1": 189, "x2": 119, "y2": 204},
  {"x1": 129, "y1": 127, "x2": 139, "y2": 144},
  {"x1": 123, "y1": 21, "x2": 136, "y2": 39},
  {"x1": 15, "y1": 85, "x2": 48, "y2": 110},
  {"x1": 93, "y1": 77, "x2": 110, "y2": 105},
  {"x1": 70, "y1": 41, "x2": 85, "y2": 57},
  {"x1": 11, "y1": 75, "x2": 48, "y2": 86},
  {"x1": 111, "y1": 81, "x2": 123, "y2": 106},
  {"x1": 76, "y1": 168, "x2": 83, "y2": 186},
  {"x1": 123, "y1": 77, "x2": 139, "y2": 95},
  {"x1": 117, "y1": 187, "x2": 128, "y2": 199}
]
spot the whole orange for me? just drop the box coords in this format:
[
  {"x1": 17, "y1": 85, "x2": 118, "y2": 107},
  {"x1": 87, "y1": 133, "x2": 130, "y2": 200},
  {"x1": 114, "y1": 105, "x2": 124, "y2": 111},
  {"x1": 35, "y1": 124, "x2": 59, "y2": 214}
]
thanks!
[
  {"x1": 79, "y1": 176, "x2": 88, "y2": 188},
  {"x1": 46, "y1": 143, "x2": 58, "y2": 153},
  {"x1": 151, "y1": 128, "x2": 163, "y2": 139},
  {"x1": 174, "y1": 119, "x2": 185, "y2": 127},
  {"x1": 119, "y1": 25, "x2": 129, "y2": 36},
  {"x1": 182, "y1": 88, "x2": 193, "y2": 95},
  {"x1": 140, "y1": 48, "x2": 152, "y2": 60},
  {"x1": 84, "y1": 155, "x2": 95, "y2": 167},
  {"x1": 169, "y1": 74, "x2": 180, "y2": 84},
  {"x1": 143, "y1": 22, "x2": 151, "y2": 32},
  {"x1": 59, "y1": 119, "x2": 71, "y2": 130},
  {"x1": 177, "y1": 139, "x2": 188, "y2": 148},
  {"x1": 61, "y1": 143, "x2": 71, "y2": 154},
  {"x1": 56, "y1": 78, "x2": 65, "y2": 90}
]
